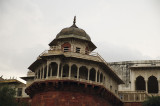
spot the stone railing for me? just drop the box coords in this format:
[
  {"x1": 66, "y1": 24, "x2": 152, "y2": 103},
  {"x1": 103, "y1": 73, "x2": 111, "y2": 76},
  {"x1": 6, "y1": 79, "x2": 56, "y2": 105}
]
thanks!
[
  {"x1": 118, "y1": 90, "x2": 149, "y2": 102},
  {"x1": 38, "y1": 46, "x2": 113, "y2": 66},
  {"x1": 39, "y1": 48, "x2": 98, "y2": 57},
  {"x1": 147, "y1": 93, "x2": 160, "y2": 96},
  {"x1": 38, "y1": 46, "x2": 105, "y2": 63}
]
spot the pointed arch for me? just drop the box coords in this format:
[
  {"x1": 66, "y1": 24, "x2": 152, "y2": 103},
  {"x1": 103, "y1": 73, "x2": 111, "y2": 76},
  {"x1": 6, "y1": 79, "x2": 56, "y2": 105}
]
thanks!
[
  {"x1": 89, "y1": 68, "x2": 96, "y2": 81},
  {"x1": 79, "y1": 66, "x2": 88, "y2": 80},
  {"x1": 38, "y1": 69, "x2": 40, "y2": 79},
  {"x1": 148, "y1": 76, "x2": 158, "y2": 93},
  {"x1": 63, "y1": 64, "x2": 69, "y2": 77},
  {"x1": 44, "y1": 66, "x2": 47, "y2": 78},
  {"x1": 71, "y1": 64, "x2": 77, "y2": 78},
  {"x1": 50, "y1": 62, "x2": 58, "y2": 76},
  {"x1": 61, "y1": 42, "x2": 71, "y2": 52},
  {"x1": 136, "y1": 76, "x2": 145, "y2": 91}
]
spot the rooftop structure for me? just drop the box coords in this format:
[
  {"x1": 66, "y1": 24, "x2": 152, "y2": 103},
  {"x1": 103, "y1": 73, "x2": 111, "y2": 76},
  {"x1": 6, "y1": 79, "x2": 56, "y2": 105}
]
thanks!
[
  {"x1": 0, "y1": 78, "x2": 28, "y2": 98},
  {"x1": 24, "y1": 17, "x2": 124, "y2": 106},
  {"x1": 109, "y1": 60, "x2": 160, "y2": 103}
]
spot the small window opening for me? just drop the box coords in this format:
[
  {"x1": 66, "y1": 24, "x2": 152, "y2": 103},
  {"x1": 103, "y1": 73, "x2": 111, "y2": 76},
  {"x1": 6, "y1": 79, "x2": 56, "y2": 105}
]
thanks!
[
  {"x1": 64, "y1": 47, "x2": 69, "y2": 52},
  {"x1": 76, "y1": 47, "x2": 80, "y2": 53}
]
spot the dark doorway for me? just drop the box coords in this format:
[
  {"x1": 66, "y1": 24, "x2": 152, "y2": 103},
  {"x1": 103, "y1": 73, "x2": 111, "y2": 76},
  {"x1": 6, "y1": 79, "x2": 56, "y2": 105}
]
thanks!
[
  {"x1": 136, "y1": 76, "x2": 145, "y2": 91},
  {"x1": 63, "y1": 64, "x2": 69, "y2": 77},
  {"x1": 148, "y1": 76, "x2": 158, "y2": 93},
  {"x1": 79, "y1": 66, "x2": 88, "y2": 80},
  {"x1": 89, "y1": 68, "x2": 96, "y2": 81},
  {"x1": 50, "y1": 62, "x2": 58, "y2": 76},
  {"x1": 71, "y1": 64, "x2": 77, "y2": 78}
]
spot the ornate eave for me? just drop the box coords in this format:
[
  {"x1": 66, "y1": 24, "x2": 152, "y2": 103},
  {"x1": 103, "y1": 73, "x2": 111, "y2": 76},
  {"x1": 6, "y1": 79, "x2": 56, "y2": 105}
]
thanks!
[{"x1": 28, "y1": 54, "x2": 124, "y2": 84}]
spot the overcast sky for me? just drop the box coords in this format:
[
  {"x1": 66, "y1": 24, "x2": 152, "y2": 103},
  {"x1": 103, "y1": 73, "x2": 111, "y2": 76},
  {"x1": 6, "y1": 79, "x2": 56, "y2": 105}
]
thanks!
[{"x1": 0, "y1": 0, "x2": 160, "y2": 81}]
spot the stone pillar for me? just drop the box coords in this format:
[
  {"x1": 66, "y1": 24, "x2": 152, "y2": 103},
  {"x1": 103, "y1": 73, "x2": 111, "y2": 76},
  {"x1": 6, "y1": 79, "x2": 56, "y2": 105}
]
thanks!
[
  {"x1": 46, "y1": 62, "x2": 49, "y2": 79},
  {"x1": 130, "y1": 70, "x2": 135, "y2": 91},
  {"x1": 145, "y1": 80, "x2": 148, "y2": 93},
  {"x1": 99, "y1": 72, "x2": 100, "y2": 82},
  {"x1": 40, "y1": 68, "x2": 42, "y2": 79},
  {"x1": 69, "y1": 63, "x2": 71, "y2": 79},
  {"x1": 95, "y1": 70, "x2": 97, "y2": 82},
  {"x1": 50, "y1": 66, "x2": 52, "y2": 77},
  {"x1": 57, "y1": 62, "x2": 60, "y2": 78},
  {"x1": 61, "y1": 65, "x2": 63, "y2": 78},
  {"x1": 134, "y1": 93, "x2": 135, "y2": 101},
  {"x1": 77, "y1": 66, "x2": 79, "y2": 80},
  {"x1": 88, "y1": 69, "x2": 90, "y2": 81}
]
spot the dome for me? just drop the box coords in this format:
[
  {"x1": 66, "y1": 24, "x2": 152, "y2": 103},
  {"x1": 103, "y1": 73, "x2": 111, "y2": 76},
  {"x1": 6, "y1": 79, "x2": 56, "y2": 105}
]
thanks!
[
  {"x1": 55, "y1": 17, "x2": 91, "y2": 41},
  {"x1": 49, "y1": 17, "x2": 96, "y2": 51}
]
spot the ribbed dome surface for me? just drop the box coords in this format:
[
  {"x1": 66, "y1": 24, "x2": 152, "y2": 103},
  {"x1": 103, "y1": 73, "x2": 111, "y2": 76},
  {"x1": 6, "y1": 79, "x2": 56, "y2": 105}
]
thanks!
[{"x1": 56, "y1": 26, "x2": 91, "y2": 41}]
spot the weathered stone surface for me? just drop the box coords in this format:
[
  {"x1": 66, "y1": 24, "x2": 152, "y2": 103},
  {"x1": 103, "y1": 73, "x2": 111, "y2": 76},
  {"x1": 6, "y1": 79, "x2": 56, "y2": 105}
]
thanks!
[{"x1": 31, "y1": 91, "x2": 112, "y2": 106}]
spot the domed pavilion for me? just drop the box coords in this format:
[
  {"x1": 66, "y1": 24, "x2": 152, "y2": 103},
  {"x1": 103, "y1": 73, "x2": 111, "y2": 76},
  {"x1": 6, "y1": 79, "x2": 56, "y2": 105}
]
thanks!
[{"x1": 25, "y1": 17, "x2": 124, "y2": 106}]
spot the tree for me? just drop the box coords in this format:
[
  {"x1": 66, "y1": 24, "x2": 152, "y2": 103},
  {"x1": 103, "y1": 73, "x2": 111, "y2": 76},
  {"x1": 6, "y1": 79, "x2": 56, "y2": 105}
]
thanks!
[
  {"x1": 0, "y1": 86, "x2": 17, "y2": 106},
  {"x1": 143, "y1": 96, "x2": 160, "y2": 106}
]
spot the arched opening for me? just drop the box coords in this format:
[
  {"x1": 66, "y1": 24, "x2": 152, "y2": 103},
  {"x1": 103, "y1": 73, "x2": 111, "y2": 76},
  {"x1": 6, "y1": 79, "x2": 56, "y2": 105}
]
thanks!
[
  {"x1": 38, "y1": 70, "x2": 40, "y2": 79},
  {"x1": 97, "y1": 71, "x2": 100, "y2": 82},
  {"x1": 50, "y1": 62, "x2": 58, "y2": 77},
  {"x1": 89, "y1": 68, "x2": 96, "y2": 81},
  {"x1": 61, "y1": 42, "x2": 71, "y2": 52},
  {"x1": 100, "y1": 73, "x2": 103, "y2": 83},
  {"x1": 44, "y1": 66, "x2": 47, "y2": 78},
  {"x1": 79, "y1": 66, "x2": 88, "y2": 80},
  {"x1": 136, "y1": 76, "x2": 145, "y2": 91},
  {"x1": 148, "y1": 76, "x2": 158, "y2": 93},
  {"x1": 71, "y1": 64, "x2": 77, "y2": 78},
  {"x1": 41, "y1": 68, "x2": 43, "y2": 78},
  {"x1": 63, "y1": 64, "x2": 69, "y2": 77}
]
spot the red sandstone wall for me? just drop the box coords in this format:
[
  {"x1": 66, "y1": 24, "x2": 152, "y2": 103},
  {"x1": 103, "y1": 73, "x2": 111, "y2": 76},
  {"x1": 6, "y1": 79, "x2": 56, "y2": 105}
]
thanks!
[
  {"x1": 124, "y1": 102, "x2": 142, "y2": 106},
  {"x1": 31, "y1": 91, "x2": 112, "y2": 106}
]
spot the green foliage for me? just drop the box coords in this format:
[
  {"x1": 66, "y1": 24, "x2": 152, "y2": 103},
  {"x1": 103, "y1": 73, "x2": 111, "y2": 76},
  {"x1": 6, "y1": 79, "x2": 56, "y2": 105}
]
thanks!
[
  {"x1": 0, "y1": 86, "x2": 17, "y2": 106},
  {"x1": 143, "y1": 96, "x2": 160, "y2": 106}
]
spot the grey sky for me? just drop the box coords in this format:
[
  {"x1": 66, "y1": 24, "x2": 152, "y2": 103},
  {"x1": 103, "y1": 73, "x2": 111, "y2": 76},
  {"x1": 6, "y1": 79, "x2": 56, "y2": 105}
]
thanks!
[{"x1": 0, "y1": 0, "x2": 160, "y2": 81}]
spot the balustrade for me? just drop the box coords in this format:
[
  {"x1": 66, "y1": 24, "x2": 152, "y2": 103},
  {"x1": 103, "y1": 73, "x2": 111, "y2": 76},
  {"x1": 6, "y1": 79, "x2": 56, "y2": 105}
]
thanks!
[{"x1": 119, "y1": 91, "x2": 149, "y2": 102}]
